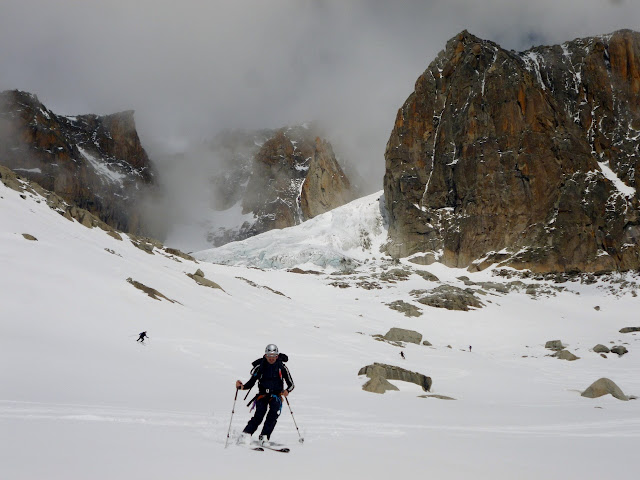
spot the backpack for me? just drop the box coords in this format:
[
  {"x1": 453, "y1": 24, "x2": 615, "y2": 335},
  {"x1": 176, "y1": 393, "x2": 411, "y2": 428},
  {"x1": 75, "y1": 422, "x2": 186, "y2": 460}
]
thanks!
[{"x1": 250, "y1": 353, "x2": 289, "y2": 393}]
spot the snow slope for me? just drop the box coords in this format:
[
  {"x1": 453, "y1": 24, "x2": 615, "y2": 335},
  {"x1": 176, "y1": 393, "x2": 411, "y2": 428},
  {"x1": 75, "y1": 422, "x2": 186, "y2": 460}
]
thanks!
[{"x1": 1, "y1": 178, "x2": 640, "y2": 480}]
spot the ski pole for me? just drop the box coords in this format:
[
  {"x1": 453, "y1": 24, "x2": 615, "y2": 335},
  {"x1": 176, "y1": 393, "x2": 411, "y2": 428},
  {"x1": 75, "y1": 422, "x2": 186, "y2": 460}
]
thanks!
[
  {"x1": 243, "y1": 384, "x2": 254, "y2": 401},
  {"x1": 284, "y1": 397, "x2": 304, "y2": 444},
  {"x1": 224, "y1": 387, "x2": 239, "y2": 448}
]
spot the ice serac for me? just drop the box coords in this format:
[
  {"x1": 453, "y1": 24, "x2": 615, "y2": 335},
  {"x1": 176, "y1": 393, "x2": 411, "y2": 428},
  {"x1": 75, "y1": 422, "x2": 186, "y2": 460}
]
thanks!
[
  {"x1": 0, "y1": 90, "x2": 154, "y2": 234},
  {"x1": 383, "y1": 30, "x2": 640, "y2": 273}
]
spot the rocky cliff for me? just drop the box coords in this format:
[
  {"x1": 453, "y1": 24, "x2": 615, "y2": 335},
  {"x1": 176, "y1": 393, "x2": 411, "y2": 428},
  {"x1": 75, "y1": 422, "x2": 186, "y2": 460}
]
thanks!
[
  {"x1": 300, "y1": 136, "x2": 354, "y2": 218},
  {"x1": 384, "y1": 29, "x2": 640, "y2": 273},
  {"x1": 207, "y1": 125, "x2": 354, "y2": 246},
  {"x1": 0, "y1": 90, "x2": 154, "y2": 233}
]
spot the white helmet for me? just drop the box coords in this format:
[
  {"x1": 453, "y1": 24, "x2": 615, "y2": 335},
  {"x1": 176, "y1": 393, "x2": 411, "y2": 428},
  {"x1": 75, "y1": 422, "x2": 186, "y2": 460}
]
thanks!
[{"x1": 265, "y1": 344, "x2": 279, "y2": 355}]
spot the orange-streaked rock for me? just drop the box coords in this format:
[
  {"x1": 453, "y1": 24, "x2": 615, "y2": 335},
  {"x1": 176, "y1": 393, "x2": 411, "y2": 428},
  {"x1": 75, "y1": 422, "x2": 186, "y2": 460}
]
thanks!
[{"x1": 384, "y1": 30, "x2": 640, "y2": 273}]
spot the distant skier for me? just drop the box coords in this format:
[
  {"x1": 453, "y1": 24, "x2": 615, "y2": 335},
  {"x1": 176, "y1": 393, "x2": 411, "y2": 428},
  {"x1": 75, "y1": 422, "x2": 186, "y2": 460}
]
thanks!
[
  {"x1": 469, "y1": 345, "x2": 472, "y2": 352},
  {"x1": 235, "y1": 344, "x2": 294, "y2": 446},
  {"x1": 137, "y1": 331, "x2": 148, "y2": 343},
  {"x1": 400, "y1": 351, "x2": 405, "y2": 359}
]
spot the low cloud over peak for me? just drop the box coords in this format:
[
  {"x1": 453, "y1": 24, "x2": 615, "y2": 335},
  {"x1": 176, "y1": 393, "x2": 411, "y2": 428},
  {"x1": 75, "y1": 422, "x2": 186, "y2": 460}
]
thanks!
[{"x1": 2, "y1": 0, "x2": 637, "y2": 207}]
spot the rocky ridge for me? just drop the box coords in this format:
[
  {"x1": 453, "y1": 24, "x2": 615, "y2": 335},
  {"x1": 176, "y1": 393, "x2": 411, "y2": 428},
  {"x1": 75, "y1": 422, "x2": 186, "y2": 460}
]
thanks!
[
  {"x1": 0, "y1": 164, "x2": 191, "y2": 264},
  {"x1": 384, "y1": 29, "x2": 640, "y2": 273},
  {"x1": 0, "y1": 90, "x2": 154, "y2": 233}
]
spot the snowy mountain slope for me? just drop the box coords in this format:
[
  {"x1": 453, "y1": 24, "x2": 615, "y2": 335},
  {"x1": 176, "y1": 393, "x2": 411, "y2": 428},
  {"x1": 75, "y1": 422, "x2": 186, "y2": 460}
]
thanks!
[{"x1": 1, "y1": 177, "x2": 640, "y2": 480}]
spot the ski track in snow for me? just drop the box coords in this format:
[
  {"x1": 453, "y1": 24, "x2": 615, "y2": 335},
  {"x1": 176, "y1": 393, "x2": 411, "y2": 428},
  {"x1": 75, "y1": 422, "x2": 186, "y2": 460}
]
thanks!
[
  {"x1": 0, "y1": 400, "x2": 215, "y2": 428},
  {"x1": 3, "y1": 399, "x2": 639, "y2": 439}
]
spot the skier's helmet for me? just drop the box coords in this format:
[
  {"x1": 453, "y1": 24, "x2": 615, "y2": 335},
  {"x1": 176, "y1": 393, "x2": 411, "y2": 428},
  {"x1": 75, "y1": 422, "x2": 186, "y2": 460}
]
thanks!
[{"x1": 265, "y1": 344, "x2": 279, "y2": 356}]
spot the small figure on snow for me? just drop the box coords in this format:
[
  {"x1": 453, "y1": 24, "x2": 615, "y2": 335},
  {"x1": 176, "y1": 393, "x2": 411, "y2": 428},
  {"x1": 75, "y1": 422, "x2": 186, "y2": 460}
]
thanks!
[
  {"x1": 400, "y1": 351, "x2": 405, "y2": 359},
  {"x1": 469, "y1": 345, "x2": 472, "y2": 352},
  {"x1": 137, "y1": 331, "x2": 148, "y2": 343},
  {"x1": 236, "y1": 344, "x2": 294, "y2": 447}
]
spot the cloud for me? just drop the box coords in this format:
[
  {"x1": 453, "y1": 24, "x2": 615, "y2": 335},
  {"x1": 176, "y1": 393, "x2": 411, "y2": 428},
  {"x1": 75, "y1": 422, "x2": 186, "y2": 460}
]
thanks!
[{"x1": 1, "y1": 0, "x2": 637, "y2": 240}]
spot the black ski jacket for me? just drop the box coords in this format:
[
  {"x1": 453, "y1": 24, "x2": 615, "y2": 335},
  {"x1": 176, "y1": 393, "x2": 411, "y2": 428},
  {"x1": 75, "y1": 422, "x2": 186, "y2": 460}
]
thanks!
[{"x1": 242, "y1": 353, "x2": 294, "y2": 395}]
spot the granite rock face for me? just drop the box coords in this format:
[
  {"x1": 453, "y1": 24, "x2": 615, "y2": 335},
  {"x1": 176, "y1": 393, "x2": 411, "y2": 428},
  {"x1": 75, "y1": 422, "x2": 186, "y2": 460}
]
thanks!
[
  {"x1": 0, "y1": 90, "x2": 154, "y2": 233},
  {"x1": 384, "y1": 30, "x2": 640, "y2": 273},
  {"x1": 208, "y1": 125, "x2": 355, "y2": 246},
  {"x1": 300, "y1": 137, "x2": 354, "y2": 218}
]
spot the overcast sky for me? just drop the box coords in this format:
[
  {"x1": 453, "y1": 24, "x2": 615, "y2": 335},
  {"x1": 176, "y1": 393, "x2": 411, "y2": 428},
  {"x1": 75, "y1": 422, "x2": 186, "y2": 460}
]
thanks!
[{"x1": 1, "y1": 0, "x2": 637, "y2": 190}]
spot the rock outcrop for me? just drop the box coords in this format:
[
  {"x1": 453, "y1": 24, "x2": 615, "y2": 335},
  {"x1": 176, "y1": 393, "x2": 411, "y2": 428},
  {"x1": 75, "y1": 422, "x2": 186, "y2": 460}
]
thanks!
[
  {"x1": 386, "y1": 300, "x2": 423, "y2": 317},
  {"x1": 412, "y1": 285, "x2": 484, "y2": 311},
  {"x1": 545, "y1": 340, "x2": 565, "y2": 351},
  {"x1": 581, "y1": 378, "x2": 628, "y2": 400},
  {"x1": 361, "y1": 375, "x2": 399, "y2": 394},
  {"x1": 384, "y1": 30, "x2": 640, "y2": 273},
  {"x1": 0, "y1": 90, "x2": 154, "y2": 233},
  {"x1": 358, "y1": 363, "x2": 432, "y2": 394},
  {"x1": 300, "y1": 137, "x2": 353, "y2": 218},
  {"x1": 1, "y1": 164, "x2": 118, "y2": 232},
  {"x1": 593, "y1": 344, "x2": 610, "y2": 353},
  {"x1": 383, "y1": 327, "x2": 423, "y2": 344},
  {"x1": 187, "y1": 269, "x2": 224, "y2": 291},
  {"x1": 620, "y1": 326, "x2": 640, "y2": 333},
  {"x1": 610, "y1": 345, "x2": 629, "y2": 356},
  {"x1": 126, "y1": 277, "x2": 178, "y2": 303},
  {"x1": 552, "y1": 349, "x2": 579, "y2": 361},
  {"x1": 2, "y1": 164, "x2": 196, "y2": 268}
]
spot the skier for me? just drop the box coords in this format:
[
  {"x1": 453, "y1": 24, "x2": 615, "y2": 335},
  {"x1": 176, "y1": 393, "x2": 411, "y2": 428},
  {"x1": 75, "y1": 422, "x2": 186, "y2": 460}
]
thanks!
[
  {"x1": 235, "y1": 344, "x2": 294, "y2": 446},
  {"x1": 137, "y1": 331, "x2": 148, "y2": 343},
  {"x1": 469, "y1": 345, "x2": 472, "y2": 352},
  {"x1": 400, "y1": 351, "x2": 405, "y2": 359}
]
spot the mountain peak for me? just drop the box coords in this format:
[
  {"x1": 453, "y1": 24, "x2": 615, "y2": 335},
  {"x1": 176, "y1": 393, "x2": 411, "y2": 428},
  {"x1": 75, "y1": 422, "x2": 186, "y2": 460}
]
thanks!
[
  {"x1": 384, "y1": 29, "x2": 640, "y2": 273},
  {"x1": 0, "y1": 90, "x2": 155, "y2": 233}
]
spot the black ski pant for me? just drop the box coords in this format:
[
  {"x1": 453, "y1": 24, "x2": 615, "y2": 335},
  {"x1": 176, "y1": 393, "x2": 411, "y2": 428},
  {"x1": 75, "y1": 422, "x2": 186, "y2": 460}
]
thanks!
[{"x1": 243, "y1": 395, "x2": 282, "y2": 439}]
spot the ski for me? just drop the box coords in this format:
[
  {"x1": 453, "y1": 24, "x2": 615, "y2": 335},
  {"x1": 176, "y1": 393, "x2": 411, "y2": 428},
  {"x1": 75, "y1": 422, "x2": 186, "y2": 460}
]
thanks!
[
  {"x1": 247, "y1": 441, "x2": 289, "y2": 453},
  {"x1": 260, "y1": 445, "x2": 290, "y2": 453}
]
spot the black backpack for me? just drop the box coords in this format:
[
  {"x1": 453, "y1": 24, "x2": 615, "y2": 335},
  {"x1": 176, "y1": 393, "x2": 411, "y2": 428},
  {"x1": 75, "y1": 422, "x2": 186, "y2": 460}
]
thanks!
[{"x1": 250, "y1": 353, "x2": 289, "y2": 393}]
